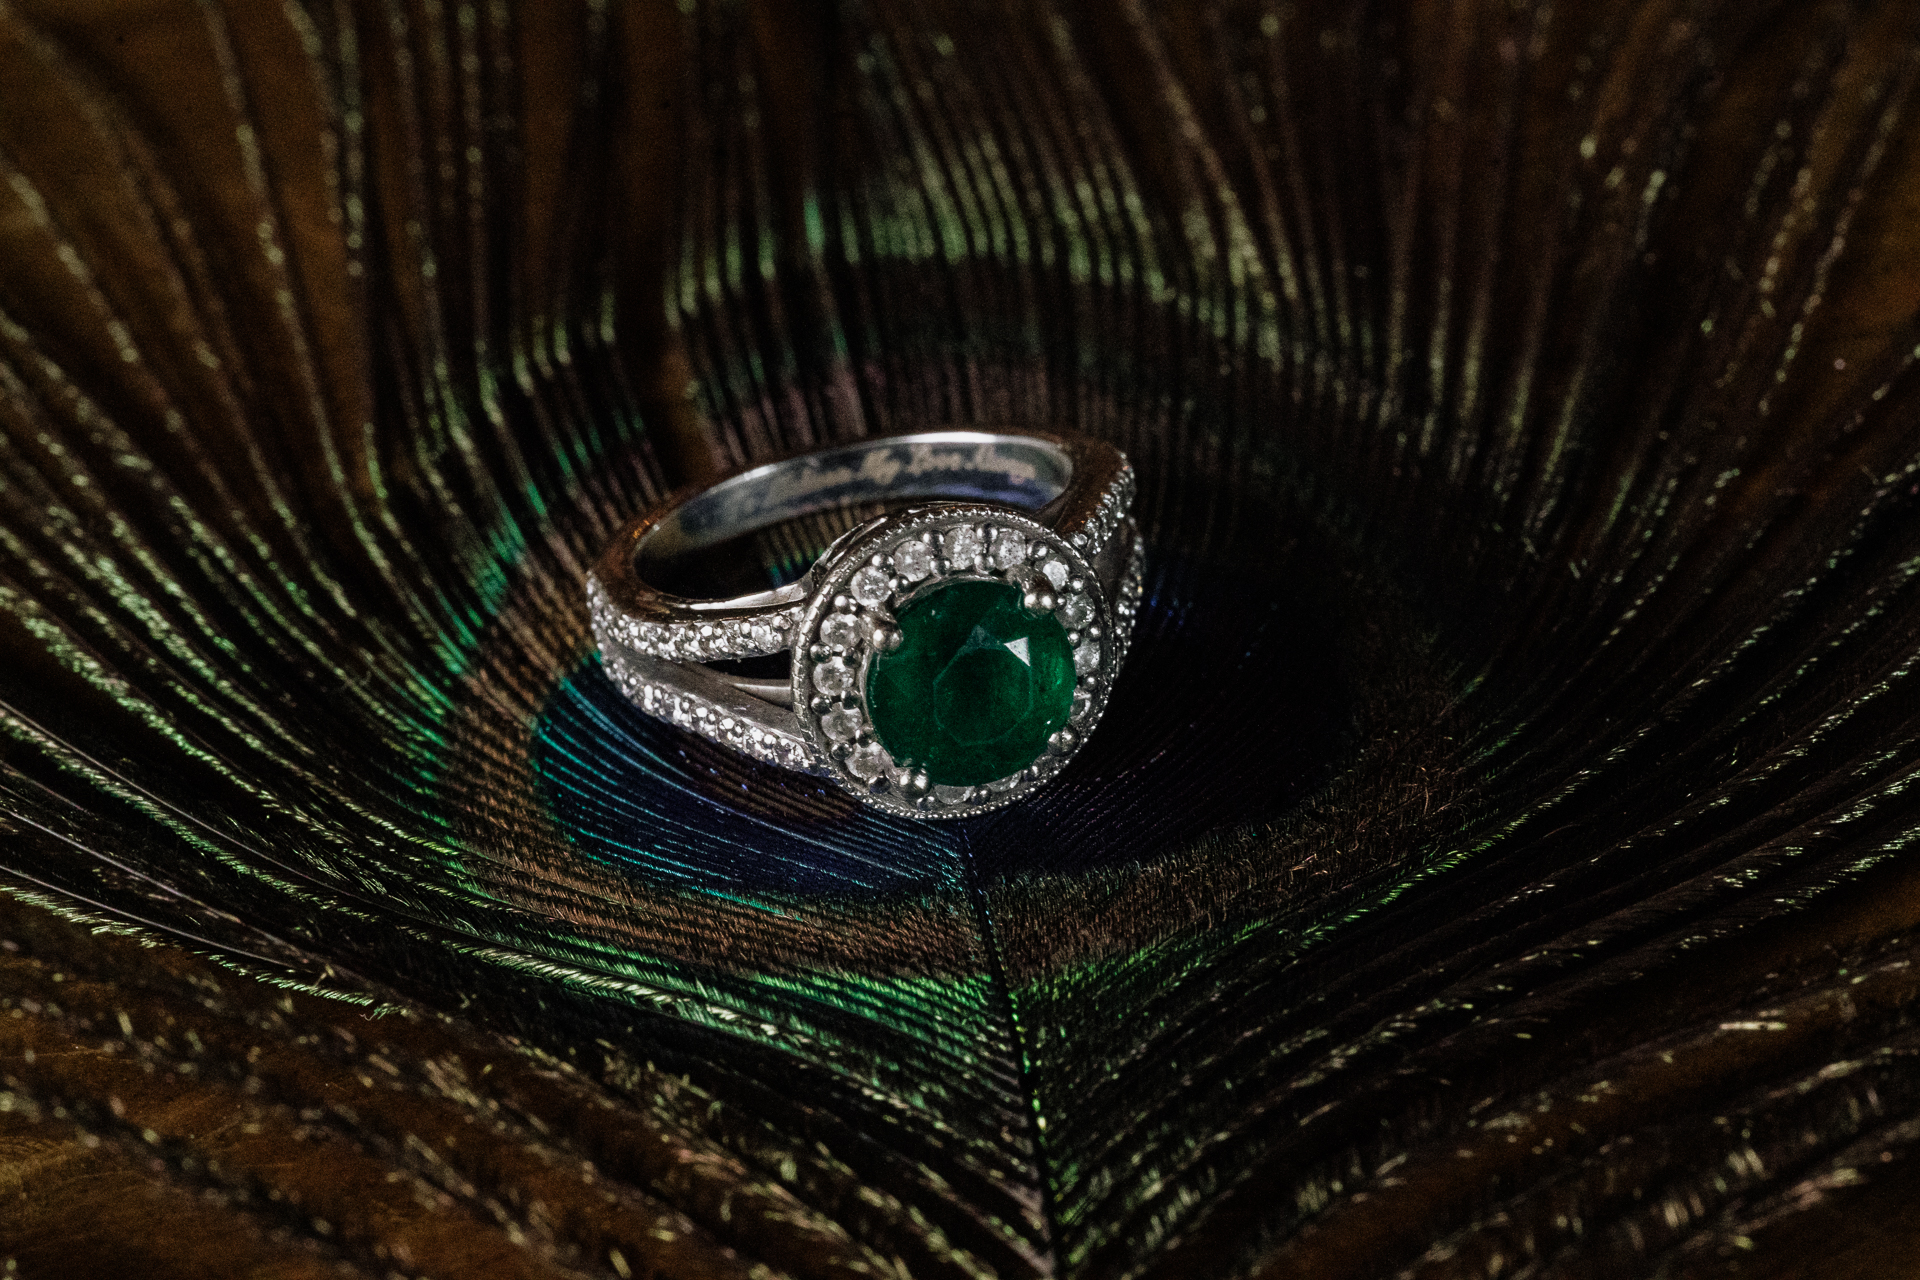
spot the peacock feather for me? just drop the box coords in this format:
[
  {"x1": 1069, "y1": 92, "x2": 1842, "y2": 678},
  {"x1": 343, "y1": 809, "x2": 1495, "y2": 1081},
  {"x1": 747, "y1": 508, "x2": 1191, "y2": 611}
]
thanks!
[{"x1": 2, "y1": 1, "x2": 1920, "y2": 1275}]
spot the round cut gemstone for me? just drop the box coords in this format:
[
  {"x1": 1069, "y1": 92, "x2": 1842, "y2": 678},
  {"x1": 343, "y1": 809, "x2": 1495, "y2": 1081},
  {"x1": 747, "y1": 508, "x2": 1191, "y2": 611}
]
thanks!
[
  {"x1": 820, "y1": 707, "x2": 862, "y2": 743},
  {"x1": 893, "y1": 540, "x2": 935, "y2": 581},
  {"x1": 820, "y1": 612, "x2": 864, "y2": 650},
  {"x1": 866, "y1": 579, "x2": 1076, "y2": 786},
  {"x1": 846, "y1": 742, "x2": 890, "y2": 780},
  {"x1": 813, "y1": 659, "x2": 854, "y2": 696},
  {"x1": 989, "y1": 528, "x2": 1027, "y2": 568},
  {"x1": 942, "y1": 525, "x2": 984, "y2": 569},
  {"x1": 851, "y1": 565, "x2": 892, "y2": 606}
]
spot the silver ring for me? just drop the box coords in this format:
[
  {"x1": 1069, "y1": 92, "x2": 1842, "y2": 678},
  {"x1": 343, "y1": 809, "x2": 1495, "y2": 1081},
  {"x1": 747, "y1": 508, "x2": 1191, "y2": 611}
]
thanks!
[{"x1": 587, "y1": 429, "x2": 1143, "y2": 819}]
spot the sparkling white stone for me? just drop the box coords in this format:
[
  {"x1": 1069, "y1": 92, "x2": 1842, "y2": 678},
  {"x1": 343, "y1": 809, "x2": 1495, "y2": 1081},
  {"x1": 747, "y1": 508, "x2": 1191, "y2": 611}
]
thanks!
[
  {"x1": 821, "y1": 707, "x2": 862, "y2": 743},
  {"x1": 813, "y1": 659, "x2": 854, "y2": 695},
  {"x1": 942, "y1": 525, "x2": 984, "y2": 569},
  {"x1": 821, "y1": 613, "x2": 864, "y2": 650},
  {"x1": 847, "y1": 742, "x2": 890, "y2": 781},
  {"x1": 851, "y1": 565, "x2": 892, "y2": 606},
  {"x1": 1058, "y1": 593, "x2": 1095, "y2": 628},
  {"x1": 989, "y1": 528, "x2": 1027, "y2": 569},
  {"x1": 893, "y1": 540, "x2": 935, "y2": 581}
]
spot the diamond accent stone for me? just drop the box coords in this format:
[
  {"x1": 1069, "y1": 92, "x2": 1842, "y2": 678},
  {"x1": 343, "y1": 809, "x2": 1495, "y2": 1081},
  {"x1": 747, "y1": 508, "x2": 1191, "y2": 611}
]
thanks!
[
  {"x1": 1070, "y1": 687, "x2": 1094, "y2": 724},
  {"x1": 1039, "y1": 558, "x2": 1070, "y2": 590},
  {"x1": 847, "y1": 742, "x2": 890, "y2": 781},
  {"x1": 821, "y1": 707, "x2": 862, "y2": 743},
  {"x1": 813, "y1": 659, "x2": 854, "y2": 695},
  {"x1": 1058, "y1": 593, "x2": 1095, "y2": 628},
  {"x1": 933, "y1": 784, "x2": 973, "y2": 806},
  {"x1": 989, "y1": 528, "x2": 1027, "y2": 569},
  {"x1": 942, "y1": 525, "x2": 984, "y2": 569},
  {"x1": 1073, "y1": 639, "x2": 1102, "y2": 675},
  {"x1": 821, "y1": 613, "x2": 863, "y2": 650},
  {"x1": 893, "y1": 540, "x2": 935, "y2": 581},
  {"x1": 851, "y1": 565, "x2": 892, "y2": 606},
  {"x1": 749, "y1": 620, "x2": 779, "y2": 650}
]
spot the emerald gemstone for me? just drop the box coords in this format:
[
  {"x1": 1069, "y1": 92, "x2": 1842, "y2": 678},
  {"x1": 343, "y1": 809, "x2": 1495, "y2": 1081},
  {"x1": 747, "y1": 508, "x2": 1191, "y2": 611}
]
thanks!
[{"x1": 866, "y1": 578, "x2": 1077, "y2": 786}]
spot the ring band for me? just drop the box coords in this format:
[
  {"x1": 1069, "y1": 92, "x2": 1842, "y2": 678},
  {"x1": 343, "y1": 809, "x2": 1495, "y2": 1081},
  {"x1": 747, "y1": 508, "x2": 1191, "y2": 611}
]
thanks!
[{"x1": 587, "y1": 429, "x2": 1142, "y2": 819}]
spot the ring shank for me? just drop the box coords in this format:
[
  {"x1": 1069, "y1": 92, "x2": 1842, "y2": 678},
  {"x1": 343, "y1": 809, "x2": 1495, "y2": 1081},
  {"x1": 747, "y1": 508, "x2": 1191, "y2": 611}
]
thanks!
[
  {"x1": 642, "y1": 432, "x2": 1075, "y2": 560},
  {"x1": 589, "y1": 427, "x2": 1134, "y2": 664}
]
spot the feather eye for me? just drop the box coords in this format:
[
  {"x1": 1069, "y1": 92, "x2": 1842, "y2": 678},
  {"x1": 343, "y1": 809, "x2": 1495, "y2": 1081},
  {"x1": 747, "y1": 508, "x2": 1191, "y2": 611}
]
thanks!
[{"x1": 3, "y1": 1, "x2": 1920, "y2": 1275}]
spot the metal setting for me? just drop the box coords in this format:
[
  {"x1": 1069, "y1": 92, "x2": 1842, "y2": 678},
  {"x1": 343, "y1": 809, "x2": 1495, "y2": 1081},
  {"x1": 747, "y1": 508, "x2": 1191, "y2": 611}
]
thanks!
[{"x1": 588, "y1": 429, "x2": 1142, "y2": 819}]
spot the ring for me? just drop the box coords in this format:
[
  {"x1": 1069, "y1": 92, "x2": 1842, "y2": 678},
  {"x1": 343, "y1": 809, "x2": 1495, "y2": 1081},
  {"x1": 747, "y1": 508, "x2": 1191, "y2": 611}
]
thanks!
[{"x1": 586, "y1": 428, "x2": 1143, "y2": 819}]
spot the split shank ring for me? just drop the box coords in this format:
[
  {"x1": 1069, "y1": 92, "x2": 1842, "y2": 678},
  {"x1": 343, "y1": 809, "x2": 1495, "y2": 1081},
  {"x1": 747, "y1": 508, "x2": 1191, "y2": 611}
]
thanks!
[{"x1": 587, "y1": 428, "x2": 1143, "y2": 819}]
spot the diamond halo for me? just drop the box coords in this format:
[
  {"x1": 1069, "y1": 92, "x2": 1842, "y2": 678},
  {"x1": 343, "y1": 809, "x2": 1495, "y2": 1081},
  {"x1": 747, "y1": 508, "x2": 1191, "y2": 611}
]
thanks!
[{"x1": 794, "y1": 505, "x2": 1117, "y2": 819}]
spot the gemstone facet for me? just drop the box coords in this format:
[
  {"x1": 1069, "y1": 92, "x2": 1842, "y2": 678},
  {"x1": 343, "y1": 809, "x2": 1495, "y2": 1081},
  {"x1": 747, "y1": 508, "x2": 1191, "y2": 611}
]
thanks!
[{"x1": 866, "y1": 579, "x2": 1077, "y2": 786}]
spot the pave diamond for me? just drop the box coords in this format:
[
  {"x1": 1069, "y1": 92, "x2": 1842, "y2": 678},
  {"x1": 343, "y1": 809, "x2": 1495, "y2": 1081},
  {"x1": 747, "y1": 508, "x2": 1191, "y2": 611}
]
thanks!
[
  {"x1": 1073, "y1": 639, "x2": 1102, "y2": 675},
  {"x1": 821, "y1": 707, "x2": 862, "y2": 743},
  {"x1": 1058, "y1": 593, "x2": 1095, "y2": 628},
  {"x1": 820, "y1": 613, "x2": 863, "y2": 650},
  {"x1": 851, "y1": 566, "x2": 892, "y2": 607},
  {"x1": 813, "y1": 659, "x2": 854, "y2": 695},
  {"x1": 1039, "y1": 558, "x2": 1070, "y2": 589},
  {"x1": 847, "y1": 742, "x2": 890, "y2": 781},
  {"x1": 989, "y1": 528, "x2": 1027, "y2": 569},
  {"x1": 866, "y1": 579, "x2": 1076, "y2": 786},
  {"x1": 942, "y1": 525, "x2": 984, "y2": 569},
  {"x1": 893, "y1": 540, "x2": 935, "y2": 581}
]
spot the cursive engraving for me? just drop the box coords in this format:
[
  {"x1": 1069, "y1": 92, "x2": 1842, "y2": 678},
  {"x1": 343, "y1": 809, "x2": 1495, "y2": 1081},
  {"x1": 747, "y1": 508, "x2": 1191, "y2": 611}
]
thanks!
[{"x1": 692, "y1": 439, "x2": 1060, "y2": 539}]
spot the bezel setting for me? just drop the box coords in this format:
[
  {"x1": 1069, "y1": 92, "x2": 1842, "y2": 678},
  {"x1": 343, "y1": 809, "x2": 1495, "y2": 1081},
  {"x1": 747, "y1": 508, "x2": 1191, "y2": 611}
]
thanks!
[{"x1": 793, "y1": 505, "x2": 1117, "y2": 819}]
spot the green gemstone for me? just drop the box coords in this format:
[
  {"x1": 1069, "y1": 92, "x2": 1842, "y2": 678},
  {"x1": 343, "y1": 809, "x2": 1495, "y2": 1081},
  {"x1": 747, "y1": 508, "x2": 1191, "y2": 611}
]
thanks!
[{"x1": 866, "y1": 579, "x2": 1077, "y2": 786}]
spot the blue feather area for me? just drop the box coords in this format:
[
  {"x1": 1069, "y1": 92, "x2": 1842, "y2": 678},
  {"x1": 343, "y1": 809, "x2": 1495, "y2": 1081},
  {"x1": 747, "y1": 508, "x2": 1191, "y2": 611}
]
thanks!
[{"x1": 535, "y1": 657, "x2": 962, "y2": 897}]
